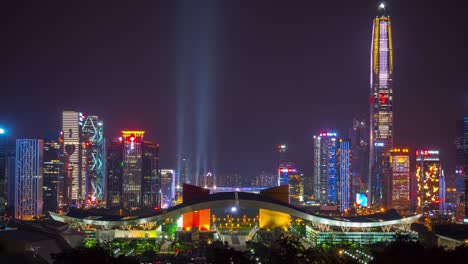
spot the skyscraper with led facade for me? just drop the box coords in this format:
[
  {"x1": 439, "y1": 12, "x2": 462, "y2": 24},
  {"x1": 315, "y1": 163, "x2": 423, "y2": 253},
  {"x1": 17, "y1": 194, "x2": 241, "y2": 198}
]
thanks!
[
  {"x1": 61, "y1": 111, "x2": 105, "y2": 209},
  {"x1": 369, "y1": 2, "x2": 394, "y2": 209},
  {"x1": 62, "y1": 110, "x2": 84, "y2": 208},
  {"x1": 81, "y1": 115, "x2": 105, "y2": 206},
  {"x1": 313, "y1": 132, "x2": 338, "y2": 204},
  {"x1": 389, "y1": 148, "x2": 410, "y2": 212},
  {"x1": 416, "y1": 150, "x2": 441, "y2": 214},
  {"x1": 15, "y1": 139, "x2": 43, "y2": 220},
  {"x1": 337, "y1": 139, "x2": 351, "y2": 212},
  {"x1": 313, "y1": 132, "x2": 351, "y2": 211}
]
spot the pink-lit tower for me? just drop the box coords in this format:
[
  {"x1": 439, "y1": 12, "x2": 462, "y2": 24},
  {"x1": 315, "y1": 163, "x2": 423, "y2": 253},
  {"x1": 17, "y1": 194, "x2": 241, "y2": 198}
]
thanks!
[{"x1": 368, "y1": 2, "x2": 394, "y2": 209}]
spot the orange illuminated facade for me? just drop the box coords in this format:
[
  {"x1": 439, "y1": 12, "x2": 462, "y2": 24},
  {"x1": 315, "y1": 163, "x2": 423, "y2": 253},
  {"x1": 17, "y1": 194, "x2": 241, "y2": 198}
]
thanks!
[
  {"x1": 390, "y1": 148, "x2": 410, "y2": 211},
  {"x1": 416, "y1": 150, "x2": 441, "y2": 213},
  {"x1": 182, "y1": 209, "x2": 210, "y2": 231}
]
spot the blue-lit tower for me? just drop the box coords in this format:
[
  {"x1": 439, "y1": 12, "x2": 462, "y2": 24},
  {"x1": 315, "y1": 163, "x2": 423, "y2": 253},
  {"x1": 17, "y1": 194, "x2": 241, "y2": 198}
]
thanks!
[
  {"x1": 338, "y1": 139, "x2": 351, "y2": 212},
  {"x1": 313, "y1": 132, "x2": 338, "y2": 204}
]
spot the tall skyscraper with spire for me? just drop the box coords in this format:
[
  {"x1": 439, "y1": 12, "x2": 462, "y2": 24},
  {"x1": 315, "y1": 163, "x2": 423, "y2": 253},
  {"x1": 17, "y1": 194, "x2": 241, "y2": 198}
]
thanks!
[{"x1": 369, "y1": 2, "x2": 394, "y2": 208}]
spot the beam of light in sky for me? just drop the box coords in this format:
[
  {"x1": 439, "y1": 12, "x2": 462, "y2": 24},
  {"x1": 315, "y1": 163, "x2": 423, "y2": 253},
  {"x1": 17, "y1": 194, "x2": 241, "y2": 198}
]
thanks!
[{"x1": 176, "y1": 1, "x2": 218, "y2": 186}]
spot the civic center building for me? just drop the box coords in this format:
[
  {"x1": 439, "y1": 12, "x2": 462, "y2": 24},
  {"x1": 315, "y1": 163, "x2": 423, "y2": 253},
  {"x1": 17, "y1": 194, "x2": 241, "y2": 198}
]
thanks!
[{"x1": 50, "y1": 184, "x2": 420, "y2": 246}]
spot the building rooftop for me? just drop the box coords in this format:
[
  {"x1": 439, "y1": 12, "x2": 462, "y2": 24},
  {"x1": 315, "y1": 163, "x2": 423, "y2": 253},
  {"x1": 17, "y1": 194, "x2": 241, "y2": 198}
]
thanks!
[
  {"x1": 65, "y1": 191, "x2": 406, "y2": 224},
  {"x1": 434, "y1": 224, "x2": 468, "y2": 241}
]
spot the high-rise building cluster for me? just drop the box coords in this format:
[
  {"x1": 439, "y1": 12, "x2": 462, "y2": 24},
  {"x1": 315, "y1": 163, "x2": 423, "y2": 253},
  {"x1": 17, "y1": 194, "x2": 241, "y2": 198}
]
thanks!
[
  {"x1": 0, "y1": 2, "x2": 467, "y2": 223},
  {"x1": 303, "y1": 2, "x2": 468, "y2": 222},
  {"x1": 0, "y1": 110, "x2": 166, "y2": 220}
]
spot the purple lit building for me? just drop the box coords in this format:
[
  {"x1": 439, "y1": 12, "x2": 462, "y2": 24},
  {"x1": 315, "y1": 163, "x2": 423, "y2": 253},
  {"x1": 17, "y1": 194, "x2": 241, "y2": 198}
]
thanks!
[{"x1": 368, "y1": 2, "x2": 394, "y2": 209}]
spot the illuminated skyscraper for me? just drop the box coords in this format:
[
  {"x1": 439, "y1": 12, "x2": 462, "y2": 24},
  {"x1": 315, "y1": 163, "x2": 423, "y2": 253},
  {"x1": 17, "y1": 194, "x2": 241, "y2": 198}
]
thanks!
[
  {"x1": 15, "y1": 139, "x2": 43, "y2": 220},
  {"x1": 455, "y1": 119, "x2": 465, "y2": 217},
  {"x1": 369, "y1": 2, "x2": 394, "y2": 208},
  {"x1": 337, "y1": 139, "x2": 351, "y2": 212},
  {"x1": 43, "y1": 140, "x2": 63, "y2": 213},
  {"x1": 389, "y1": 148, "x2": 410, "y2": 212},
  {"x1": 276, "y1": 144, "x2": 288, "y2": 186},
  {"x1": 122, "y1": 131, "x2": 144, "y2": 208},
  {"x1": 62, "y1": 110, "x2": 84, "y2": 208},
  {"x1": 289, "y1": 172, "x2": 304, "y2": 204},
  {"x1": 106, "y1": 138, "x2": 124, "y2": 208},
  {"x1": 313, "y1": 132, "x2": 351, "y2": 211},
  {"x1": 118, "y1": 131, "x2": 160, "y2": 209},
  {"x1": 81, "y1": 115, "x2": 105, "y2": 206},
  {"x1": 161, "y1": 169, "x2": 175, "y2": 207},
  {"x1": 348, "y1": 116, "x2": 369, "y2": 201},
  {"x1": 61, "y1": 111, "x2": 105, "y2": 209},
  {"x1": 416, "y1": 150, "x2": 441, "y2": 214},
  {"x1": 278, "y1": 162, "x2": 296, "y2": 186},
  {"x1": 313, "y1": 132, "x2": 338, "y2": 204},
  {"x1": 200, "y1": 172, "x2": 215, "y2": 188},
  {"x1": 0, "y1": 127, "x2": 6, "y2": 213},
  {"x1": 141, "y1": 140, "x2": 160, "y2": 208}
]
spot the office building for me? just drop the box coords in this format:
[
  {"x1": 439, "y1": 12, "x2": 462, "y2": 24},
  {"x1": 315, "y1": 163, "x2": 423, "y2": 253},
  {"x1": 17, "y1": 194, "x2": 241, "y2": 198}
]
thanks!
[
  {"x1": 439, "y1": 169, "x2": 447, "y2": 214},
  {"x1": 161, "y1": 169, "x2": 175, "y2": 207},
  {"x1": 106, "y1": 138, "x2": 124, "y2": 208},
  {"x1": 368, "y1": 2, "x2": 394, "y2": 209},
  {"x1": 337, "y1": 139, "x2": 351, "y2": 212},
  {"x1": 15, "y1": 139, "x2": 43, "y2": 220},
  {"x1": 121, "y1": 131, "x2": 144, "y2": 208},
  {"x1": 455, "y1": 119, "x2": 465, "y2": 217},
  {"x1": 278, "y1": 162, "x2": 297, "y2": 186},
  {"x1": 416, "y1": 150, "x2": 441, "y2": 214},
  {"x1": 313, "y1": 132, "x2": 338, "y2": 204},
  {"x1": 81, "y1": 115, "x2": 106, "y2": 206},
  {"x1": 62, "y1": 111, "x2": 84, "y2": 208},
  {"x1": 389, "y1": 148, "x2": 410, "y2": 212},
  {"x1": 43, "y1": 141, "x2": 63, "y2": 213},
  {"x1": 109, "y1": 131, "x2": 160, "y2": 209},
  {"x1": 289, "y1": 172, "x2": 304, "y2": 204},
  {"x1": 348, "y1": 116, "x2": 369, "y2": 202},
  {"x1": 252, "y1": 172, "x2": 274, "y2": 187},
  {"x1": 141, "y1": 139, "x2": 160, "y2": 208},
  {"x1": 221, "y1": 174, "x2": 242, "y2": 187},
  {"x1": 313, "y1": 132, "x2": 351, "y2": 211}
]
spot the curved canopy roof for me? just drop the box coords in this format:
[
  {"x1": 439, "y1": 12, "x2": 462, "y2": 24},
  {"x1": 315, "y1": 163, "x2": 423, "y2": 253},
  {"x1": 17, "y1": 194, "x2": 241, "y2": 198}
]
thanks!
[{"x1": 50, "y1": 192, "x2": 421, "y2": 228}]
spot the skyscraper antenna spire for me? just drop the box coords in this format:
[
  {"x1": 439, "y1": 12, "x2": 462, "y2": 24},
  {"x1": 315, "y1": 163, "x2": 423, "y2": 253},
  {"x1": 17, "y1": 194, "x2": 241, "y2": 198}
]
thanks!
[{"x1": 377, "y1": 1, "x2": 389, "y2": 16}]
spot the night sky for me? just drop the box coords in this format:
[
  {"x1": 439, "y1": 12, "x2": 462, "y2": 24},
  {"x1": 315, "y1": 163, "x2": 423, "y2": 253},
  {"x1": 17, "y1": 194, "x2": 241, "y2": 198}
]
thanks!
[{"x1": 1, "y1": 0, "x2": 467, "y2": 180}]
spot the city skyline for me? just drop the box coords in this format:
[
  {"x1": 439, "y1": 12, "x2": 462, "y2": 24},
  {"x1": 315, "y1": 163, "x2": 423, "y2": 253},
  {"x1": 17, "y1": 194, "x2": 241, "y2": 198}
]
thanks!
[
  {"x1": 1, "y1": 2, "x2": 468, "y2": 261},
  {"x1": 1, "y1": 0, "x2": 467, "y2": 178}
]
